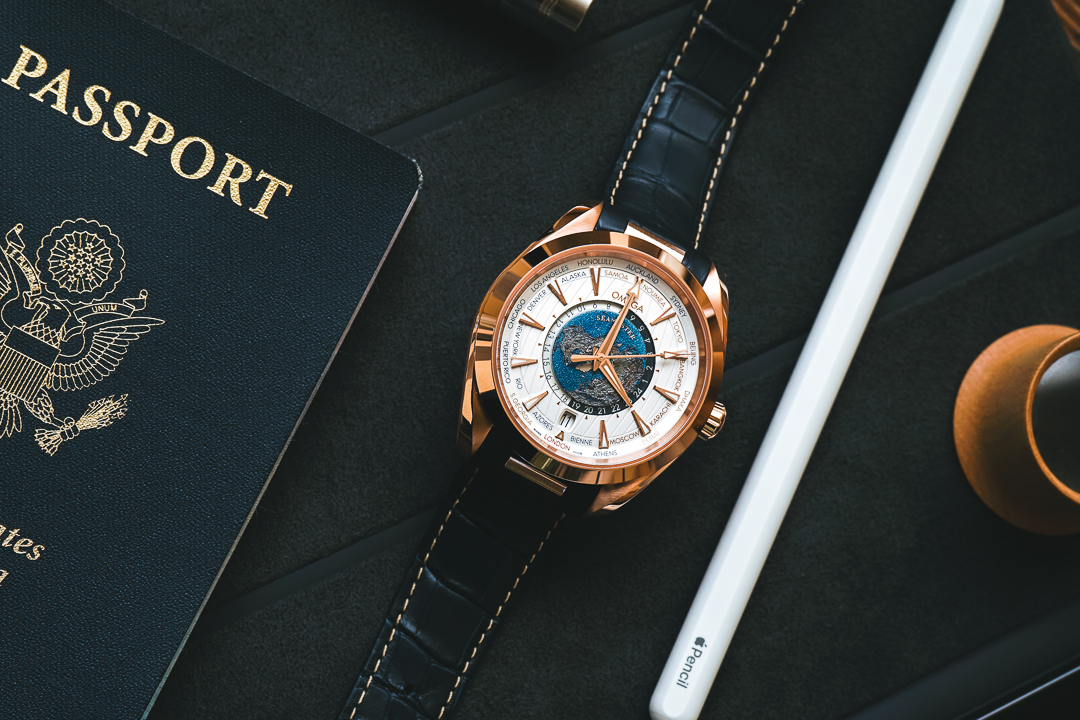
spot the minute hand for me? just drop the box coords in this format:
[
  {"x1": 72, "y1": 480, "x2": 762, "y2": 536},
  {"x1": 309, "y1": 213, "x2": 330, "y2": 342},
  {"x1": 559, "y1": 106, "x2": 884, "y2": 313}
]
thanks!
[{"x1": 592, "y1": 276, "x2": 642, "y2": 371}]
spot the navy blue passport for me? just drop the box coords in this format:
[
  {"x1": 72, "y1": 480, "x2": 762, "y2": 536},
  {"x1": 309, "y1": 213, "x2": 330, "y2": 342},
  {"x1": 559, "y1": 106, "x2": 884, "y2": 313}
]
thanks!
[{"x1": 0, "y1": 1, "x2": 420, "y2": 717}]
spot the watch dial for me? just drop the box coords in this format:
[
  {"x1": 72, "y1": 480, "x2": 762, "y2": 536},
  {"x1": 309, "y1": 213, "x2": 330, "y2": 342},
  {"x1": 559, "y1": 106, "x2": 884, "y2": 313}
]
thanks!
[{"x1": 494, "y1": 248, "x2": 706, "y2": 467}]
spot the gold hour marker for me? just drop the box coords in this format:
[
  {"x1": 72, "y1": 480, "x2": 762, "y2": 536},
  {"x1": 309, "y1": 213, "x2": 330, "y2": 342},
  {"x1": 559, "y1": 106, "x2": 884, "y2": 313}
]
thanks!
[
  {"x1": 598, "y1": 420, "x2": 609, "y2": 449},
  {"x1": 520, "y1": 312, "x2": 545, "y2": 330},
  {"x1": 555, "y1": 431, "x2": 564, "y2": 441},
  {"x1": 590, "y1": 267, "x2": 601, "y2": 296},
  {"x1": 651, "y1": 307, "x2": 676, "y2": 326},
  {"x1": 661, "y1": 350, "x2": 691, "y2": 360},
  {"x1": 547, "y1": 282, "x2": 567, "y2": 306},
  {"x1": 523, "y1": 391, "x2": 548, "y2": 411},
  {"x1": 654, "y1": 386, "x2": 680, "y2": 404},
  {"x1": 510, "y1": 357, "x2": 537, "y2": 368},
  {"x1": 631, "y1": 409, "x2": 651, "y2": 437}
]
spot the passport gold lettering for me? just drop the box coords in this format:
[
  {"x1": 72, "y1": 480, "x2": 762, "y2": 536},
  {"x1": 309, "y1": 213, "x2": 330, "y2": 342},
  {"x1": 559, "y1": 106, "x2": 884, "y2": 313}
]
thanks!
[
  {"x1": 72, "y1": 84, "x2": 110, "y2": 126},
  {"x1": 129, "y1": 112, "x2": 174, "y2": 157},
  {"x1": 4, "y1": 45, "x2": 294, "y2": 219},
  {"x1": 1, "y1": 45, "x2": 45, "y2": 90},
  {"x1": 28, "y1": 68, "x2": 70, "y2": 114},
  {"x1": 249, "y1": 171, "x2": 293, "y2": 219},
  {"x1": 0, "y1": 524, "x2": 43, "y2": 561},
  {"x1": 170, "y1": 136, "x2": 215, "y2": 179},
  {"x1": 102, "y1": 99, "x2": 140, "y2": 142},
  {"x1": 208, "y1": 153, "x2": 252, "y2": 205}
]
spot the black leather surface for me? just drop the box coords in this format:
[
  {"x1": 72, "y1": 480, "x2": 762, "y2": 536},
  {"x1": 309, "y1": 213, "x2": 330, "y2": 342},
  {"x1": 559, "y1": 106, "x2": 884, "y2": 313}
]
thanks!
[
  {"x1": 599, "y1": 0, "x2": 801, "y2": 255},
  {"x1": 338, "y1": 447, "x2": 565, "y2": 720},
  {"x1": 0, "y1": 2, "x2": 418, "y2": 718},
  {"x1": 71, "y1": 1, "x2": 1080, "y2": 719}
]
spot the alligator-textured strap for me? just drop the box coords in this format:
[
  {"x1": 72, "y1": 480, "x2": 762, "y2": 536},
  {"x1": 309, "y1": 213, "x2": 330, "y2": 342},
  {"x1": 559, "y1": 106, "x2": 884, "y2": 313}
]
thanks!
[
  {"x1": 338, "y1": 453, "x2": 565, "y2": 720},
  {"x1": 597, "y1": 0, "x2": 804, "y2": 264}
]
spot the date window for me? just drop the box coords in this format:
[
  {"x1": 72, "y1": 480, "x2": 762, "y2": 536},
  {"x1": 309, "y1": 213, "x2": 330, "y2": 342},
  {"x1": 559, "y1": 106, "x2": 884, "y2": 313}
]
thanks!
[{"x1": 558, "y1": 410, "x2": 577, "y2": 430}]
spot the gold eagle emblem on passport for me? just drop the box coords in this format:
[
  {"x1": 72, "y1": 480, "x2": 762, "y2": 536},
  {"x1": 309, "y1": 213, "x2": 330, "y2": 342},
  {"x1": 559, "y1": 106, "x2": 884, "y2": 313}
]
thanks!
[{"x1": 0, "y1": 219, "x2": 162, "y2": 454}]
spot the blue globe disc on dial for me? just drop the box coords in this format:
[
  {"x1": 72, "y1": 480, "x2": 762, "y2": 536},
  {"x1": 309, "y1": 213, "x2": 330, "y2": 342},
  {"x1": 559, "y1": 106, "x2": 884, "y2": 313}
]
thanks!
[{"x1": 549, "y1": 307, "x2": 655, "y2": 415}]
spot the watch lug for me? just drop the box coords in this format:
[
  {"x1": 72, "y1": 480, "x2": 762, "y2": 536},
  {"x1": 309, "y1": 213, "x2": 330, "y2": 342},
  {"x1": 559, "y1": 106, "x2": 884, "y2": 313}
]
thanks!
[
  {"x1": 551, "y1": 205, "x2": 593, "y2": 231},
  {"x1": 505, "y1": 455, "x2": 567, "y2": 496},
  {"x1": 540, "y1": 203, "x2": 604, "y2": 242}
]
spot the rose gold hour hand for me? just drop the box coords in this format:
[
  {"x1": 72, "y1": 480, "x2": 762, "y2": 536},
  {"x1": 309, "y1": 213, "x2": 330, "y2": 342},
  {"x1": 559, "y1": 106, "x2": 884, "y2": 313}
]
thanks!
[
  {"x1": 593, "y1": 276, "x2": 643, "y2": 371},
  {"x1": 598, "y1": 358, "x2": 634, "y2": 407}
]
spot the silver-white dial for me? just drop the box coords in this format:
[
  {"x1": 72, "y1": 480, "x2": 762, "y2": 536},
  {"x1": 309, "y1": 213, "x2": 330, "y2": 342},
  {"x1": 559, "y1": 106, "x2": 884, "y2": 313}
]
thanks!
[{"x1": 495, "y1": 253, "x2": 702, "y2": 465}]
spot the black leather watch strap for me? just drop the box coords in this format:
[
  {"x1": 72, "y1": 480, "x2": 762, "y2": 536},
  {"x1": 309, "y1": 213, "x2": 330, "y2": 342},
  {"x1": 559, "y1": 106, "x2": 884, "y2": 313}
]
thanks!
[
  {"x1": 340, "y1": 5, "x2": 808, "y2": 718},
  {"x1": 338, "y1": 449, "x2": 564, "y2": 720},
  {"x1": 597, "y1": 0, "x2": 803, "y2": 259}
]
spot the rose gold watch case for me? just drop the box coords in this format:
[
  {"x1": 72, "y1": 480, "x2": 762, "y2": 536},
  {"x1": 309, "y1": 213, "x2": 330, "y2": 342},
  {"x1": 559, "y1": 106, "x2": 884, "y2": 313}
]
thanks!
[{"x1": 457, "y1": 204, "x2": 729, "y2": 513}]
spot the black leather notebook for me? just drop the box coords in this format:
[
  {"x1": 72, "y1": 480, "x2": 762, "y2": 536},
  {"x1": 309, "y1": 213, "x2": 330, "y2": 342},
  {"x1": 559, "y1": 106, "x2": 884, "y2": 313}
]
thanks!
[{"x1": 0, "y1": 1, "x2": 419, "y2": 717}]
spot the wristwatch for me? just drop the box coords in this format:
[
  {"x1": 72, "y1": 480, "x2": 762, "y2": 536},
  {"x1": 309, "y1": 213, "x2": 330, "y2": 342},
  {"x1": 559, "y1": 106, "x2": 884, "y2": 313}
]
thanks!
[{"x1": 338, "y1": 1, "x2": 803, "y2": 718}]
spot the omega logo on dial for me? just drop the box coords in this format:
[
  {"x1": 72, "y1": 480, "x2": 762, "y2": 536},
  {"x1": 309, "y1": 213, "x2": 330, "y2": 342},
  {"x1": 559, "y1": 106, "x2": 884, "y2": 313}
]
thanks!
[{"x1": 495, "y1": 249, "x2": 705, "y2": 467}]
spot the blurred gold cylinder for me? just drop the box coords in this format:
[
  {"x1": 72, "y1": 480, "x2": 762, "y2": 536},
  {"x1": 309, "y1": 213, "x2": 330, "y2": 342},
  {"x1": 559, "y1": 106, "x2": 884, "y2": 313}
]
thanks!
[
  {"x1": 954, "y1": 325, "x2": 1080, "y2": 535},
  {"x1": 498, "y1": 0, "x2": 592, "y2": 35}
]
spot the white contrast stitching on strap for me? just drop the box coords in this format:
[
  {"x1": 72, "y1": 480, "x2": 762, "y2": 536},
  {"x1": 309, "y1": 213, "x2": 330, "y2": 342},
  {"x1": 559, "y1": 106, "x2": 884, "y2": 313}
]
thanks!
[
  {"x1": 693, "y1": 1, "x2": 803, "y2": 249},
  {"x1": 435, "y1": 512, "x2": 563, "y2": 718},
  {"x1": 347, "y1": 470, "x2": 478, "y2": 719},
  {"x1": 610, "y1": 0, "x2": 715, "y2": 206}
]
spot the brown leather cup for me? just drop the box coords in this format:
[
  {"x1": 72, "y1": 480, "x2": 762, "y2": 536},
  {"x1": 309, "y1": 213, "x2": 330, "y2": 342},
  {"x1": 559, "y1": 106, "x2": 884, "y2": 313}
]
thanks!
[{"x1": 955, "y1": 325, "x2": 1080, "y2": 535}]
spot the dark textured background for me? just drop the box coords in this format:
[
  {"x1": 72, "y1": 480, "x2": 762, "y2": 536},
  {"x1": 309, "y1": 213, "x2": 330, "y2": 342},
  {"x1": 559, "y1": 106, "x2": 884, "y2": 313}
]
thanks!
[{"x1": 92, "y1": 0, "x2": 1080, "y2": 718}]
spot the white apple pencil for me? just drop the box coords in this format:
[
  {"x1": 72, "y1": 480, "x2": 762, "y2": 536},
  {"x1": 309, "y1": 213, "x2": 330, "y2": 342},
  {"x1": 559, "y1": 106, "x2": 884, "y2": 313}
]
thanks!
[{"x1": 649, "y1": 1, "x2": 1004, "y2": 718}]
